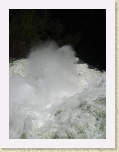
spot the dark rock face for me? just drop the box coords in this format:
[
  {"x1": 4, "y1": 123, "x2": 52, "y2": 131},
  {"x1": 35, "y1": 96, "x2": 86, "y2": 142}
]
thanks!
[
  {"x1": 9, "y1": 9, "x2": 106, "y2": 71},
  {"x1": 75, "y1": 10, "x2": 106, "y2": 71}
]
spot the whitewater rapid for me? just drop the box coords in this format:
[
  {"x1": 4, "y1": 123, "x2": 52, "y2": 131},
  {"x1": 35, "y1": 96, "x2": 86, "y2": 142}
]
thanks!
[{"x1": 9, "y1": 42, "x2": 106, "y2": 139}]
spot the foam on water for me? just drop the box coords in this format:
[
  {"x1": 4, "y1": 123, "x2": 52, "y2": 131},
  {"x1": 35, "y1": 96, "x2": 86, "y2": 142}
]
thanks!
[{"x1": 9, "y1": 41, "x2": 106, "y2": 139}]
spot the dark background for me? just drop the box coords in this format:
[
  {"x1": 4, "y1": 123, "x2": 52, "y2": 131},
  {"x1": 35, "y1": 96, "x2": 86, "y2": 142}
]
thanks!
[{"x1": 9, "y1": 9, "x2": 106, "y2": 71}]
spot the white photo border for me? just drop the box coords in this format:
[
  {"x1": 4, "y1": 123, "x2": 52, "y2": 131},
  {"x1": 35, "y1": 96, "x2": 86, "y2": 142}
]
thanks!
[{"x1": 0, "y1": 0, "x2": 115, "y2": 148}]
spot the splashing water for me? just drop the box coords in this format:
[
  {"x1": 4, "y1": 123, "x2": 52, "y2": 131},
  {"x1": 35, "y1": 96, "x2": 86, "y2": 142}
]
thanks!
[{"x1": 9, "y1": 41, "x2": 106, "y2": 139}]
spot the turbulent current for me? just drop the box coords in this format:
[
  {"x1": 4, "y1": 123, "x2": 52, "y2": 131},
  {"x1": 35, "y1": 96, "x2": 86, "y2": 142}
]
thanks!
[{"x1": 9, "y1": 41, "x2": 106, "y2": 139}]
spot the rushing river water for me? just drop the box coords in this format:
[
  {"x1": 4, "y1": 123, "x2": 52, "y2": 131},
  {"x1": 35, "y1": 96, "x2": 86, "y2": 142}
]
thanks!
[{"x1": 9, "y1": 42, "x2": 106, "y2": 139}]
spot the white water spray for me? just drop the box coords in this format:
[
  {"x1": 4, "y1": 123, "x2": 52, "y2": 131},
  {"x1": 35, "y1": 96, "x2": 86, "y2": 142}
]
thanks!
[{"x1": 9, "y1": 41, "x2": 106, "y2": 139}]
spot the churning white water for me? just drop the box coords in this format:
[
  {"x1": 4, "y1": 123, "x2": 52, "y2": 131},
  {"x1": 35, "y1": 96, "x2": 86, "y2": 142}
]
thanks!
[{"x1": 9, "y1": 41, "x2": 106, "y2": 139}]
